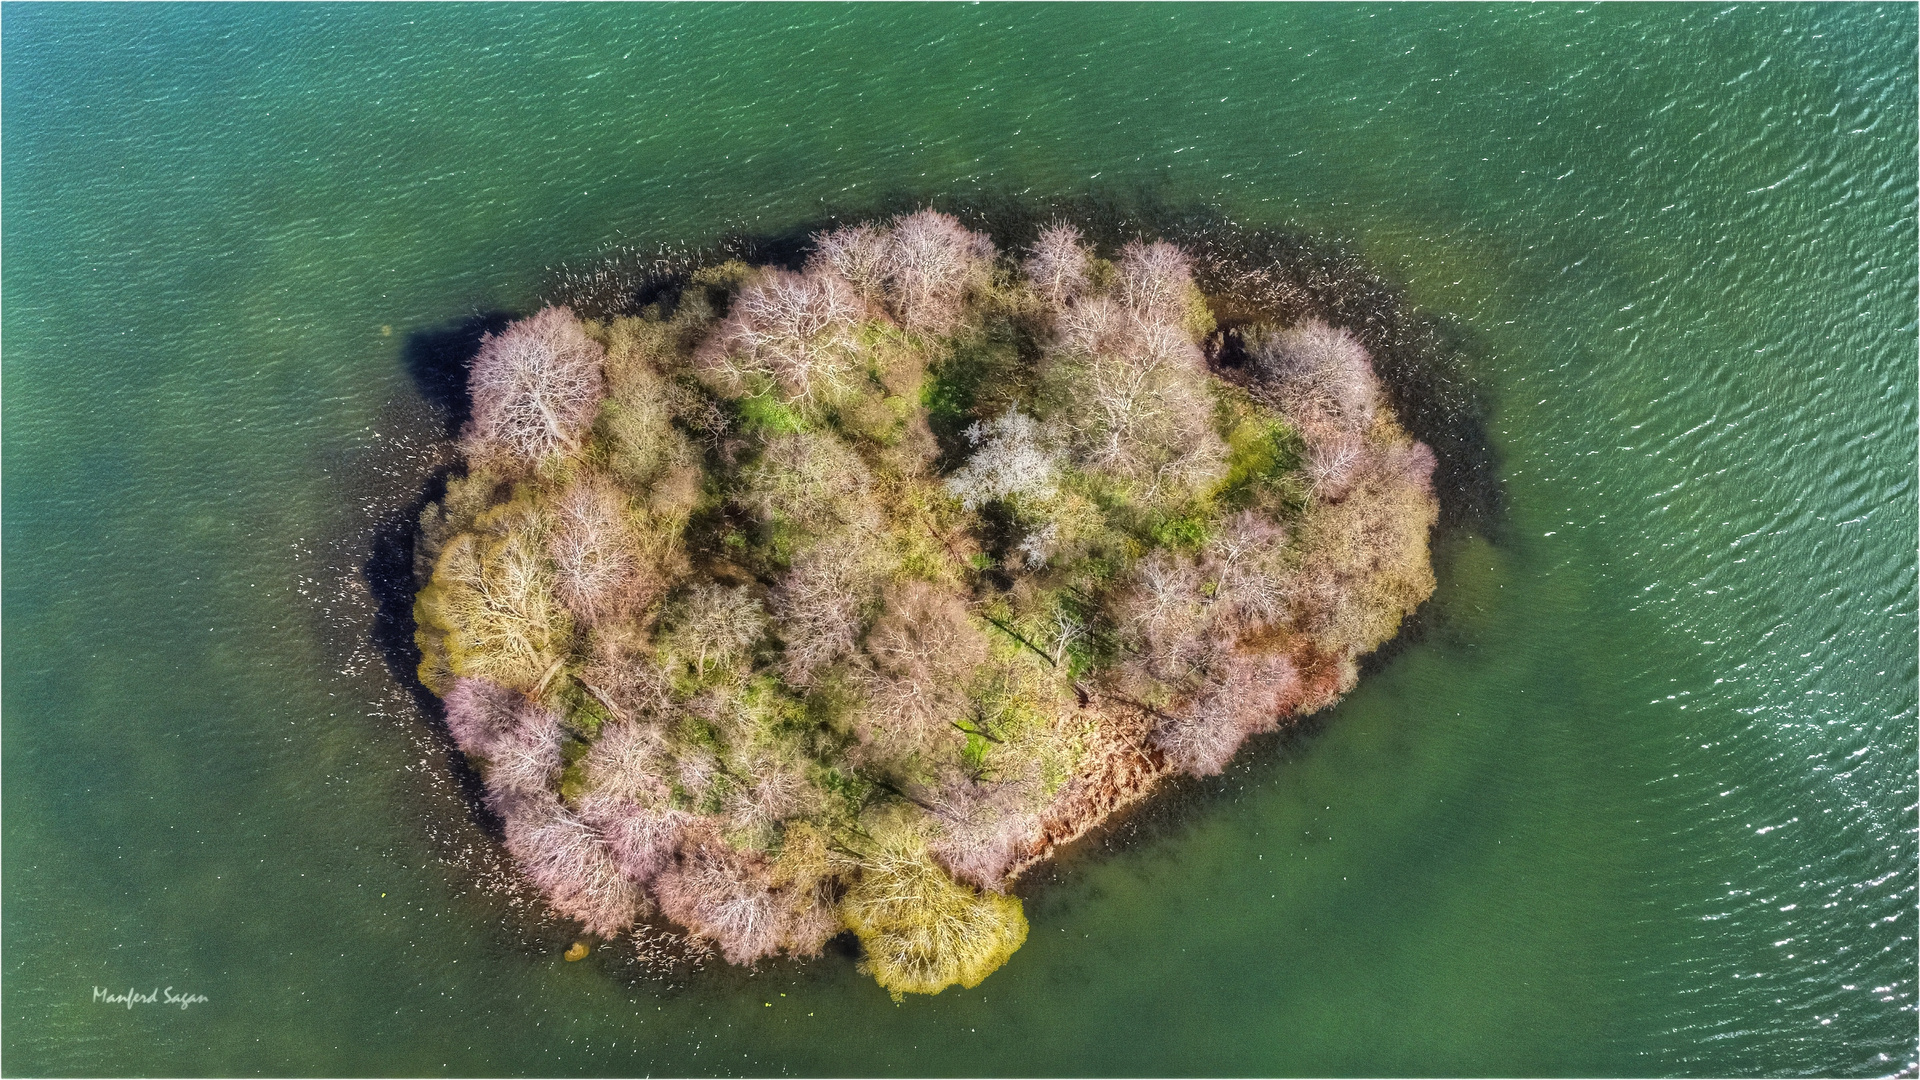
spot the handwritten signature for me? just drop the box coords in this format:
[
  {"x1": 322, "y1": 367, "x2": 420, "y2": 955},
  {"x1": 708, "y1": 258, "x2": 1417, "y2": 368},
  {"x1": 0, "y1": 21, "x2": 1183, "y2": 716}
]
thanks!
[{"x1": 92, "y1": 986, "x2": 208, "y2": 1010}]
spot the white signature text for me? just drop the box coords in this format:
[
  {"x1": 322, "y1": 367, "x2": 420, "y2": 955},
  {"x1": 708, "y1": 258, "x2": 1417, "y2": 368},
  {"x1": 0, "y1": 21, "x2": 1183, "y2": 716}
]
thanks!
[{"x1": 92, "y1": 986, "x2": 209, "y2": 1010}]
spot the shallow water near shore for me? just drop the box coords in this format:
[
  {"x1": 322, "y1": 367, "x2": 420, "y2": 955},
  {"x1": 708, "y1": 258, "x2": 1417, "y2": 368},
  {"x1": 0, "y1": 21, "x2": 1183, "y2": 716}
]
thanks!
[{"x1": 4, "y1": 5, "x2": 1914, "y2": 1075}]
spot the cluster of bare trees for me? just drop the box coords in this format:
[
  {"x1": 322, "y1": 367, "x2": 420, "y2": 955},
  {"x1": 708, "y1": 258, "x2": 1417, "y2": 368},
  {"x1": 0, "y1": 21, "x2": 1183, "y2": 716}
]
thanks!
[
  {"x1": 1245, "y1": 320, "x2": 1440, "y2": 660},
  {"x1": 1024, "y1": 237, "x2": 1229, "y2": 503},
  {"x1": 809, "y1": 209, "x2": 997, "y2": 334},
  {"x1": 441, "y1": 673, "x2": 648, "y2": 935},
  {"x1": 1106, "y1": 510, "x2": 1306, "y2": 775},
  {"x1": 1082, "y1": 315, "x2": 1440, "y2": 777},
  {"x1": 698, "y1": 209, "x2": 998, "y2": 410},
  {"x1": 413, "y1": 220, "x2": 1440, "y2": 995},
  {"x1": 741, "y1": 427, "x2": 899, "y2": 689}
]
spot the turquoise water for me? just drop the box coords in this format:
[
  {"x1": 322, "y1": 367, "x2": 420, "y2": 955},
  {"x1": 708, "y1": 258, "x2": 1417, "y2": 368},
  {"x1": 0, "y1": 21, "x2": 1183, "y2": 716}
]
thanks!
[{"x1": 5, "y1": 4, "x2": 1914, "y2": 1075}]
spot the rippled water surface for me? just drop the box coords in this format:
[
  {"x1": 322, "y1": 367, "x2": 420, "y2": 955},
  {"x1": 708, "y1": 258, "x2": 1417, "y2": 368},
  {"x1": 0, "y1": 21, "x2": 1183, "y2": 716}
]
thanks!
[{"x1": 5, "y1": 5, "x2": 1914, "y2": 1075}]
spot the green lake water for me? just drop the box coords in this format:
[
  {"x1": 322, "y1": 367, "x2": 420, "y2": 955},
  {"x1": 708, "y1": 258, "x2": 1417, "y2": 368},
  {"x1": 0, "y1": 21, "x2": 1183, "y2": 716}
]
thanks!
[{"x1": 4, "y1": 4, "x2": 1914, "y2": 1075}]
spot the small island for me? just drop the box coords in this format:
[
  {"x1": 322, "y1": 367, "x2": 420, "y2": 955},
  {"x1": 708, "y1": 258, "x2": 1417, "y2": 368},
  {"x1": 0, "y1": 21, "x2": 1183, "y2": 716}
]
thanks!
[{"x1": 410, "y1": 211, "x2": 1437, "y2": 997}]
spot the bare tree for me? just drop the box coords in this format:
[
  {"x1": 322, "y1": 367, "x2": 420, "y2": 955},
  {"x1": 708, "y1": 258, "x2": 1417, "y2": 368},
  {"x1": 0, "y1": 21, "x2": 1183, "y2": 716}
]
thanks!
[
  {"x1": 1116, "y1": 240, "x2": 1194, "y2": 321},
  {"x1": 720, "y1": 754, "x2": 810, "y2": 846},
  {"x1": 1147, "y1": 703, "x2": 1246, "y2": 779},
  {"x1": 770, "y1": 532, "x2": 887, "y2": 686},
  {"x1": 807, "y1": 223, "x2": 891, "y2": 302},
  {"x1": 1304, "y1": 426, "x2": 1368, "y2": 502},
  {"x1": 580, "y1": 718, "x2": 675, "y2": 805},
  {"x1": 1015, "y1": 521, "x2": 1061, "y2": 568},
  {"x1": 441, "y1": 676, "x2": 524, "y2": 759},
  {"x1": 1203, "y1": 509, "x2": 1290, "y2": 629},
  {"x1": 697, "y1": 269, "x2": 864, "y2": 403},
  {"x1": 1046, "y1": 303, "x2": 1228, "y2": 501},
  {"x1": 837, "y1": 827, "x2": 1028, "y2": 997},
  {"x1": 860, "y1": 582, "x2": 991, "y2": 748},
  {"x1": 1022, "y1": 221, "x2": 1091, "y2": 307},
  {"x1": 576, "y1": 787, "x2": 689, "y2": 887},
  {"x1": 1114, "y1": 550, "x2": 1219, "y2": 686},
  {"x1": 480, "y1": 698, "x2": 566, "y2": 810},
  {"x1": 672, "y1": 746, "x2": 724, "y2": 805},
  {"x1": 581, "y1": 621, "x2": 676, "y2": 721},
  {"x1": 1055, "y1": 294, "x2": 1129, "y2": 357},
  {"x1": 926, "y1": 775, "x2": 1043, "y2": 891},
  {"x1": 548, "y1": 474, "x2": 648, "y2": 625},
  {"x1": 502, "y1": 791, "x2": 646, "y2": 936},
  {"x1": 879, "y1": 209, "x2": 996, "y2": 334},
  {"x1": 651, "y1": 837, "x2": 838, "y2": 964},
  {"x1": 463, "y1": 306, "x2": 606, "y2": 466},
  {"x1": 1251, "y1": 319, "x2": 1380, "y2": 431},
  {"x1": 416, "y1": 501, "x2": 572, "y2": 691},
  {"x1": 1288, "y1": 462, "x2": 1439, "y2": 657},
  {"x1": 1380, "y1": 439, "x2": 1438, "y2": 494},
  {"x1": 661, "y1": 583, "x2": 765, "y2": 675},
  {"x1": 943, "y1": 407, "x2": 1059, "y2": 511},
  {"x1": 739, "y1": 431, "x2": 878, "y2": 535}
]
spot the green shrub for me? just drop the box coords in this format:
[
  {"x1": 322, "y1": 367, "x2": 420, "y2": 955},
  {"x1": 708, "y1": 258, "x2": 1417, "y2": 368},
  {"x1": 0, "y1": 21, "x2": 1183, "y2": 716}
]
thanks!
[{"x1": 839, "y1": 829, "x2": 1029, "y2": 1000}]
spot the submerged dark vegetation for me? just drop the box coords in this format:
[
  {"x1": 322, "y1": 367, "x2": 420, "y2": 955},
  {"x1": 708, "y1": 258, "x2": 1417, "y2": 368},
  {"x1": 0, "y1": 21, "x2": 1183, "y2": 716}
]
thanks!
[{"x1": 410, "y1": 211, "x2": 1439, "y2": 997}]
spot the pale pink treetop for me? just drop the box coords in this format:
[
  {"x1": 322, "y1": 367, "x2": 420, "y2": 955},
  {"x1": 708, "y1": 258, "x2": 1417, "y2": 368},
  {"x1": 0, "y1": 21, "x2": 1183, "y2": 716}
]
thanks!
[
  {"x1": 1116, "y1": 240, "x2": 1194, "y2": 322},
  {"x1": 1252, "y1": 319, "x2": 1380, "y2": 431},
  {"x1": 463, "y1": 306, "x2": 606, "y2": 465},
  {"x1": 502, "y1": 791, "x2": 644, "y2": 936},
  {"x1": 808, "y1": 210, "x2": 996, "y2": 336},
  {"x1": 1022, "y1": 222, "x2": 1091, "y2": 307},
  {"x1": 699, "y1": 268, "x2": 864, "y2": 403},
  {"x1": 881, "y1": 209, "x2": 997, "y2": 334}
]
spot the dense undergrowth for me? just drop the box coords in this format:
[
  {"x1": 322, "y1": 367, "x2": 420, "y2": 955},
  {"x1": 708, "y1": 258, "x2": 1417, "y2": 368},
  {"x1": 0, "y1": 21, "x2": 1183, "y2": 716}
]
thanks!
[{"x1": 411, "y1": 212, "x2": 1437, "y2": 997}]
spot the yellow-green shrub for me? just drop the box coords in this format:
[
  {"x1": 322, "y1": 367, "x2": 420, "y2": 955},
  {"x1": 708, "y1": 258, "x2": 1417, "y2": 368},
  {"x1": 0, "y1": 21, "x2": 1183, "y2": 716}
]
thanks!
[
  {"x1": 839, "y1": 831, "x2": 1029, "y2": 999},
  {"x1": 414, "y1": 499, "x2": 573, "y2": 694}
]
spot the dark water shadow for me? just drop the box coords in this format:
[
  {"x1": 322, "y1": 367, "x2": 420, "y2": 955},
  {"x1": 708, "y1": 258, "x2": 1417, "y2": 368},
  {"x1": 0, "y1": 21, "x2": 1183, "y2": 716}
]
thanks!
[
  {"x1": 402, "y1": 312, "x2": 515, "y2": 439},
  {"x1": 362, "y1": 318, "x2": 520, "y2": 841}
]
